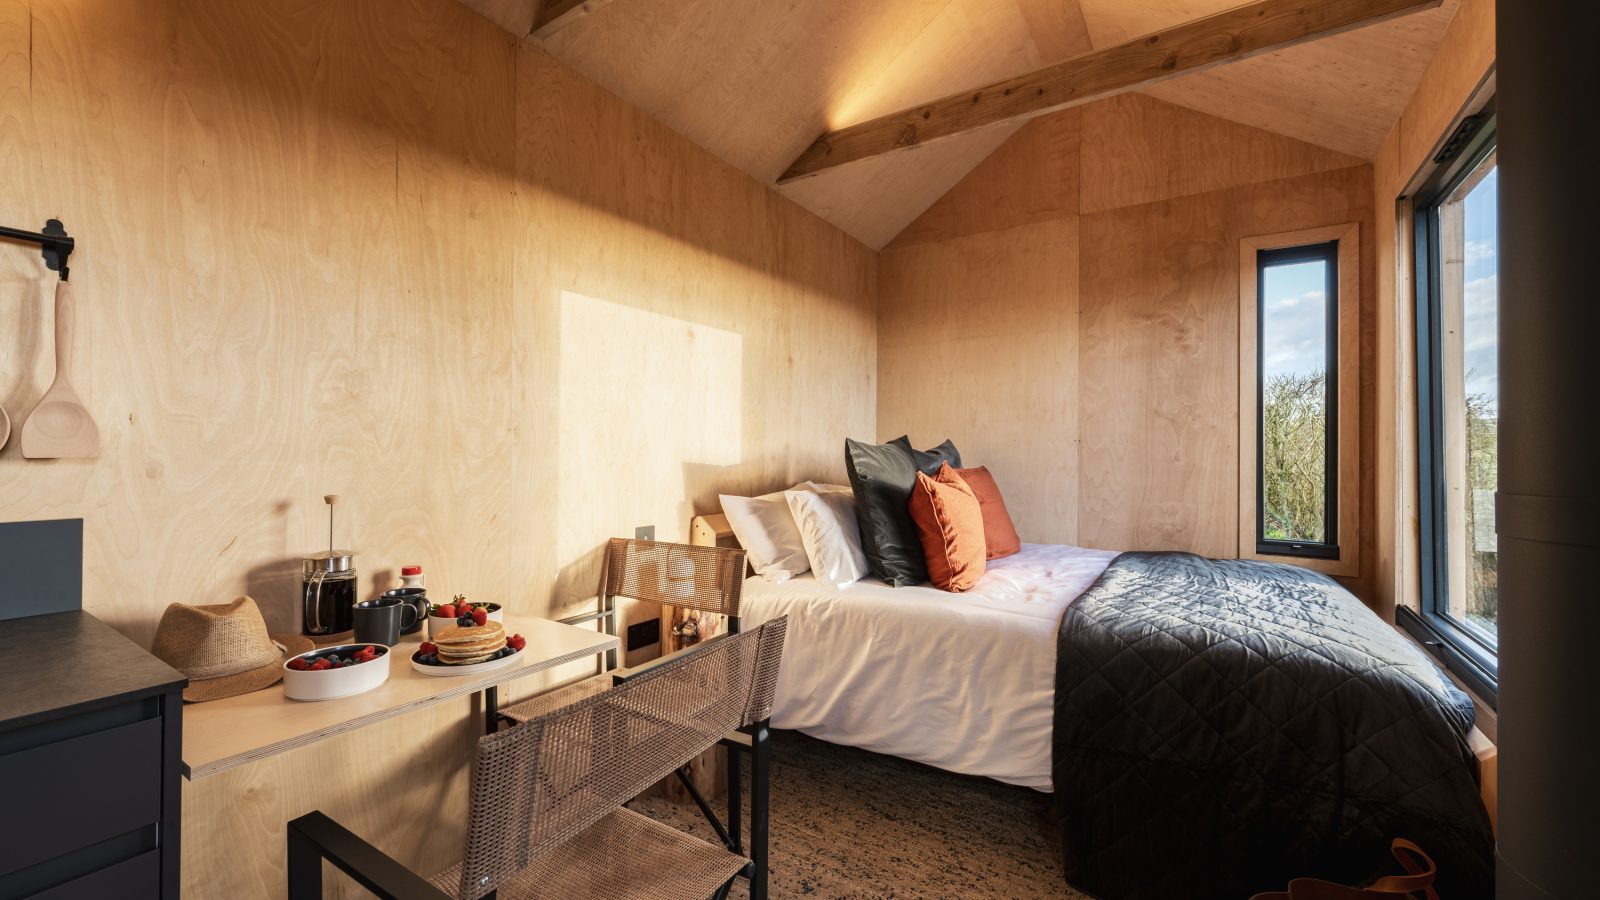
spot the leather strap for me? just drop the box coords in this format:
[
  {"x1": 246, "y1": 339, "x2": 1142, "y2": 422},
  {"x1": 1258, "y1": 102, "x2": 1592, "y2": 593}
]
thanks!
[{"x1": 1248, "y1": 839, "x2": 1440, "y2": 900}]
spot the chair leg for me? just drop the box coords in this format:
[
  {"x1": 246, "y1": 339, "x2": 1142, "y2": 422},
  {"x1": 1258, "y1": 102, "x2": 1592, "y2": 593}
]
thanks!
[
  {"x1": 749, "y1": 719, "x2": 771, "y2": 900},
  {"x1": 727, "y1": 742, "x2": 743, "y2": 855},
  {"x1": 287, "y1": 820, "x2": 323, "y2": 900}
]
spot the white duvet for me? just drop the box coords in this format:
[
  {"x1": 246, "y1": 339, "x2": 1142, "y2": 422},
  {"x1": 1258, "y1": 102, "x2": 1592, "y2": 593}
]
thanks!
[{"x1": 740, "y1": 543, "x2": 1117, "y2": 791}]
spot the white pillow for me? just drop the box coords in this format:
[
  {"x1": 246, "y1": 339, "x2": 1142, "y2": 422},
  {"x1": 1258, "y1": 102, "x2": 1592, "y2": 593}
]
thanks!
[
  {"x1": 721, "y1": 486, "x2": 812, "y2": 583},
  {"x1": 784, "y1": 488, "x2": 869, "y2": 589}
]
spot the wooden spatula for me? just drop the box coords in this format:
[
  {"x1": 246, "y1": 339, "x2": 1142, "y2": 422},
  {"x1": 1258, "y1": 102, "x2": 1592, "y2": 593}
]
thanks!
[{"x1": 20, "y1": 279, "x2": 99, "y2": 458}]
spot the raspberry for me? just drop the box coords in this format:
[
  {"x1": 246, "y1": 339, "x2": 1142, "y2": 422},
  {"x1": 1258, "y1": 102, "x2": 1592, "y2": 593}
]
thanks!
[
  {"x1": 287, "y1": 657, "x2": 309, "y2": 671},
  {"x1": 419, "y1": 642, "x2": 436, "y2": 655},
  {"x1": 471, "y1": 608, "x2": 488, "y2": 626},
  {"x1": 310, "y1": 658, "x2": 332, "y2": 671}
]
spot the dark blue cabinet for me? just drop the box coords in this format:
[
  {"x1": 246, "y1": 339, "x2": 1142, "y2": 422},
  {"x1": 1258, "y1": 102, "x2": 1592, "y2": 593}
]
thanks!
[{"x1": 0, "y1": 613, "x2": 185, "y2": 898}]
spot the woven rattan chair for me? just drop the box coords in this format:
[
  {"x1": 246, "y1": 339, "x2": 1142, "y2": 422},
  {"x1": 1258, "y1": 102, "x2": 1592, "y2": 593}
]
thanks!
[
  {"x1": 287, "y1": 616, "x2": 786, "y2": 900},
  {"x1": 502, "y1": 539, "x2": 747, "y2": 720},
  {"x1": 495, "y1": 539, "x2": 762, "y2": 895}
]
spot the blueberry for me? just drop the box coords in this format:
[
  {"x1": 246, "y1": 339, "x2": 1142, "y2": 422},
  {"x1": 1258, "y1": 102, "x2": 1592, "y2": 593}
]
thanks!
[{"x1": 458, "y1": 615, "x2": 474, "y2": 627}]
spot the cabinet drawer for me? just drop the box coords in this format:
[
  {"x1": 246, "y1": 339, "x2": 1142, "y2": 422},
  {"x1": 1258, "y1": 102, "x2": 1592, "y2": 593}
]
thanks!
[
  {"x1": 28, "y1": 850, "x2": 159, "y2": 900},
  {"x1": 0, "y1": 718, "x2": 161, "y2": 876}
]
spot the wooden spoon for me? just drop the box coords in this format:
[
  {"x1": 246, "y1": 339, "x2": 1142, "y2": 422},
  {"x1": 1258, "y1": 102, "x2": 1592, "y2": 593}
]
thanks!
[
  {"x1": 0, "y1": 403, "x2": 9, "y2": 450},
  {"x1": 20, "y1": 279, "x2": 99, "y2": 458}
]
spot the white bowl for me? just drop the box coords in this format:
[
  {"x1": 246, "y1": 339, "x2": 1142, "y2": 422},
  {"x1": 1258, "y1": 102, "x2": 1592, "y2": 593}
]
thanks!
[
  {"x1": 282, "y1": 644, "x2": 391, "y2": 701},
  {"x1": 427, "y1": 605, "x2": 503, "y2": 639}
]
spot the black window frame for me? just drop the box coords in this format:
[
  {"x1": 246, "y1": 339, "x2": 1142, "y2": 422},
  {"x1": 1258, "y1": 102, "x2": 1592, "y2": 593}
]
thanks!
[
  {"x1": 1399, "y1": 105, "x2": 1499, "y2": 706},
  {"x1": 1254, "y1": 240, "x2": 1341, "y2": 560}
]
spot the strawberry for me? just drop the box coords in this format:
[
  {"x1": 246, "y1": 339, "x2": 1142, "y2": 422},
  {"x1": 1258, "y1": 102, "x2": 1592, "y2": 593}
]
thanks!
[
  {"x1": 437, "y1": 604, "x2": 457, "y2": 619},
  {"x1": 471, "y1": 607, "x2": 488, "y2": 626}
]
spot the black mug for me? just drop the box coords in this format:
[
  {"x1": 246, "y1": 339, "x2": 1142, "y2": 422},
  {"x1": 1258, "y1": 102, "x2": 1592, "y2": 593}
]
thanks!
[
  {"x1": 353, "y1": 597, "x2": 417, "y2": 646},
  {"x1": 381, "y1": 587, "x2": 429, "y2": 635}
]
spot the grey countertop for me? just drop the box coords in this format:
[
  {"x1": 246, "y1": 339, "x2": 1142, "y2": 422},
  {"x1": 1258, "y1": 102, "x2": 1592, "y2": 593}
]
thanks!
[{"x1": 0, "y1": 611, "x2": 186, "y2": 730}]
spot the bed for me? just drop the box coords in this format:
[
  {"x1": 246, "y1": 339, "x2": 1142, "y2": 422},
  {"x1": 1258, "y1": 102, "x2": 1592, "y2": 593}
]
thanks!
[{"x1": 701, "y1": 515, "x2": 1494, "y2": 898}]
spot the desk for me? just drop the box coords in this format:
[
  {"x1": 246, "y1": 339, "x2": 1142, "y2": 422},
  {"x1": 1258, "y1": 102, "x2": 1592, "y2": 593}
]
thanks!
[{"x1": 183, "y1": 615, "x2": 616, "y2": 780}]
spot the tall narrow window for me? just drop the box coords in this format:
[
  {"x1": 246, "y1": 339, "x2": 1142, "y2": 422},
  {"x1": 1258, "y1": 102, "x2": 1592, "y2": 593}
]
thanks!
[
  {"x1": 1239, "y1": 225, "x2": 1358, "y2": 577},
  {"x1": 1407, "y1": 108, "x2": 1498, "y2": 697},
  {"x1": 1256, "y1": 242, "x2": 1339, "y2": 559}
]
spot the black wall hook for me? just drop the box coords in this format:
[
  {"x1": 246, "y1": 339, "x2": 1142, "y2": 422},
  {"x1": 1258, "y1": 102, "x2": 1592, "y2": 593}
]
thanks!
[{"x1": 0, "y1": 218, "x2": 74, "y2": 281}]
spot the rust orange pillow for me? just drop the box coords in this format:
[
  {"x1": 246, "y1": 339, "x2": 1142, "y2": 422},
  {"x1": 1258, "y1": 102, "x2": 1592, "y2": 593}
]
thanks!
[
  {"x1": 955, "y1": 465, "x2": 1022, "y2": 560},
  {"x1": 907, "y1": 463, "x2": 987, "y2": 592}
]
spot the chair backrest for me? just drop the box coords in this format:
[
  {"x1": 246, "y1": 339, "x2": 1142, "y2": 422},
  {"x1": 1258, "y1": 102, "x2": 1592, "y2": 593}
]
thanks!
[
  {"x1": 455, "y1": 616, "x2": 786, "y2": 900},
  {"x1": 598, "y1": 537, "x2": 747, "y2": 619}
]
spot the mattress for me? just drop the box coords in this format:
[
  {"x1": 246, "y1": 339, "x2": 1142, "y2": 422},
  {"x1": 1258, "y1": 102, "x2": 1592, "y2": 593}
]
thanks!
[{"x1": 740, "y1": 542, "x2": 1116, "y2": 790}]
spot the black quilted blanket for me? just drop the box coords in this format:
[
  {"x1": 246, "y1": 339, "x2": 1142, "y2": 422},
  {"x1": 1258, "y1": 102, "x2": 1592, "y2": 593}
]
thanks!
[{"x1": 1052, "y1": 552, "x2": 1493, "y2": 899}]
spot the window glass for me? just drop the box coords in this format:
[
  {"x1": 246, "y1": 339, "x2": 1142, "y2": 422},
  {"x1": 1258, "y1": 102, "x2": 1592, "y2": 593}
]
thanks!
[
  {"x1": 1438, "y1": 154, "x2": 1499, "y2": 641},
  {"x1": 1258, "y1": 243, "x2": 1337, "y2": 556},
  {"x1": 1261, "y1": 257, "x2": 1331, "y2": 543}
]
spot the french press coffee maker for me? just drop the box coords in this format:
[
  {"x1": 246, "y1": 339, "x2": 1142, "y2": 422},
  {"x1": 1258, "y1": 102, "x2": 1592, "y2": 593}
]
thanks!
[{"x1": 302, "y1": 494, "x2": 357, "y2": 636}]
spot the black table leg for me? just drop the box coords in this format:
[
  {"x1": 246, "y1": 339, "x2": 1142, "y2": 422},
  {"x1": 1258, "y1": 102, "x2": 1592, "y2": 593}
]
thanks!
[{"x1": 484, "y1": 685, "x2": 499, "y2": 734}]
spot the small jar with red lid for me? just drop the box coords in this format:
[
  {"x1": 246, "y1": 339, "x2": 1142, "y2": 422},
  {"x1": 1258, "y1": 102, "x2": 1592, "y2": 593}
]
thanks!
[{"x1": 400, "y1": 565, "x2": 424, "y2": 590}]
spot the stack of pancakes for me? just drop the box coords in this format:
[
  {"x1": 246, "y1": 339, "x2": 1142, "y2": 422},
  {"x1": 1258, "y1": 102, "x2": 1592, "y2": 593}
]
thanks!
[{"x1": 433, "y1": 621, "x2": 507, "y2": 665}]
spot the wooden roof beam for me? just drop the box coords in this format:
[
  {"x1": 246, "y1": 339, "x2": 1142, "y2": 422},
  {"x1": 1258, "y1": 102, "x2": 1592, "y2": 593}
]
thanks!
[
  {"x1": 529, "y1": 0, "x2": 614, "y2": 41},
  {"x1": 778, "y1": 0, "x2": 1441, "y2": 184}
]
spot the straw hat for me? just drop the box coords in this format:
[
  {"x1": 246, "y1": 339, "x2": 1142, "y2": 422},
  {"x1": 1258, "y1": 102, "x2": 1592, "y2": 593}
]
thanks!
[{"x1": 149, "y1": 596, "x2": 315, "y2": 702}]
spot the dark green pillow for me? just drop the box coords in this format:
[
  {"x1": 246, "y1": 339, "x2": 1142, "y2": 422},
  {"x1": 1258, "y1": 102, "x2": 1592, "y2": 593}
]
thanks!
[{"x1": 844, "y1": 436, "x2": 962, "y2": 587}]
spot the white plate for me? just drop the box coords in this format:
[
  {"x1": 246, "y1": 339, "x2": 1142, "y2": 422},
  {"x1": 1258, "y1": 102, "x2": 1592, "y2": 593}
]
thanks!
[{"x1": 410, "y1": 646, "x2": 520, "y2": 677}]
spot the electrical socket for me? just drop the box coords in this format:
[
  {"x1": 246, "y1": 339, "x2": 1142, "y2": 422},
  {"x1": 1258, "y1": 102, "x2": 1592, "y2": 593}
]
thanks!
[
  {"x1": 635, "y1": 525, "x2": 656, "y2": 542},
  {"x1": 626, "y1": 618, "x2": 661, "y2": 652}
]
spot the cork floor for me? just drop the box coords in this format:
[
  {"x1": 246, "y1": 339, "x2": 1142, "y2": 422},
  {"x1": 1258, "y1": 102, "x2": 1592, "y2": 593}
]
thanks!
[{"x1": 631, "y1": 730, "x2": 1091, "y2": 900}]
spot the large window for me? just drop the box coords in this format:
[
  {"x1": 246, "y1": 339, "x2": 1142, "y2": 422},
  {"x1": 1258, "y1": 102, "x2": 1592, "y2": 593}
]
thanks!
[
  {"x1": 1408, "y1": 110, "x2": 1499, "y2": 697},
  {"x1": 1239, "y1": 225, "x2": 1359, "y2": 576}
]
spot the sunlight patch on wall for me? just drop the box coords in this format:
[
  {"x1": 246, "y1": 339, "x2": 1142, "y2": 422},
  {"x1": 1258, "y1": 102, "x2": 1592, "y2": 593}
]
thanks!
[{"x1": 557, "y1": 291, "x2": 741, "y2": 565}]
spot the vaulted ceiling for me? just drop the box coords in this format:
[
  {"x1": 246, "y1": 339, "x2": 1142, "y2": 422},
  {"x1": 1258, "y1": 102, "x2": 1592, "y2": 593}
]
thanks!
[{"x1": 457, "y1": 0, "x2": 1461, "y2": 248}]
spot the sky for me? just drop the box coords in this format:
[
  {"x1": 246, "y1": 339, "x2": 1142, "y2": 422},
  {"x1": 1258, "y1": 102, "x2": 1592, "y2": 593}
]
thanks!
[
  {"x1": 1262, "y1": 259, "x2": 1329, "y2": 383},
  {"x1": 1262, "y1": 164, "x2": 1498, "y2": 413},
  {"x1": 1462, "y1": 166, "x2": 1499, "y2": 411}
]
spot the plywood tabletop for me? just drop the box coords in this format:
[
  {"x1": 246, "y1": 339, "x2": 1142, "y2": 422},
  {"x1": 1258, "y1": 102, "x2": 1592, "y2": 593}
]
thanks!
[{"x1": 182, "y1": 615, "x2": 616, "y2": 780}]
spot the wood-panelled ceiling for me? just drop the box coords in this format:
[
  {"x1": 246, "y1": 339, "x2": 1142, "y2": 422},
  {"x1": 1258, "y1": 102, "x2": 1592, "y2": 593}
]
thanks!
[{"x1": 457, "y1": 0, "x2": 1460, "y2": 248}]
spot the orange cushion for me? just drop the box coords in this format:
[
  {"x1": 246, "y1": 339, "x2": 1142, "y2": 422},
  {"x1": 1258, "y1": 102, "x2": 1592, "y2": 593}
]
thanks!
[
  {"x1": 955, "y1": 466, "x2": 1022, "y2": 560},
  {"x1": 907, "y1": 463, "x2": 987, "y2": 592}
]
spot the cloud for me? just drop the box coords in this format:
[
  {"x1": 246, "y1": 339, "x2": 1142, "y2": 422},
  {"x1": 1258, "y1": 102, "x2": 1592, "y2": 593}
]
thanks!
[
  {"x1": 1464, "y1": 239, "x2": 1496, "y2": 265},
  {"x1": 1462, "y1": 275, "x2": 1498, "y2": 408},
  {"x1": 1262, "y1": 288, "x2": 1329, "y2": 380}
]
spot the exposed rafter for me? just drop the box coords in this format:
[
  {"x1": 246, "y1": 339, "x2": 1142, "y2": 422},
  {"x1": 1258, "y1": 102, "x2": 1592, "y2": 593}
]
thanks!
[
  {"x1": 529, "y1": 0, "x2": 614, "y2": 41},
  {"x1": 778, "y1": 0, "x2": 1441, "y2": 184}
]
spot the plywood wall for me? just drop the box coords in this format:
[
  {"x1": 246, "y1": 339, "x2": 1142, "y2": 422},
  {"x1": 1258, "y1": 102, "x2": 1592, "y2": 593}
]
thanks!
[
  {"x1": 0, "y1": 0, "x2": 874, "y2": 895},
  {"x1": 1372, "y1": 0, "x2": 1494, "y2": 622},
  {"x1": 879, "y1": 217, "x2": 1080, "y2": 544},
  {"x1": 880, "y1": 93, "x2": 1378, "y2": 597}
]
